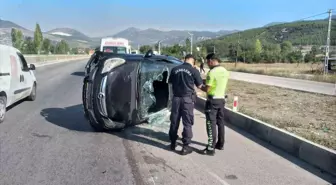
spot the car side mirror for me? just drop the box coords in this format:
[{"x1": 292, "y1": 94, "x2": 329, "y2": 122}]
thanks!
[{"x1": 29, "y1": 64, "x2": 36, "y2": 70}]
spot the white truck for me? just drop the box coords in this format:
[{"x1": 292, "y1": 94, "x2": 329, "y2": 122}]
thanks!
[{"x1": 100, "y1": 37, "x2": 131, "y2": 54}]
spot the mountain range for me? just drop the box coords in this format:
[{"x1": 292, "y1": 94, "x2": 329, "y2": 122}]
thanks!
[
  {"x1": 1, "y1": 14, "x2": 334, "y2": 49},
  {"x1": 0, "y1": 19, "x2": 238, "y2": 48}
]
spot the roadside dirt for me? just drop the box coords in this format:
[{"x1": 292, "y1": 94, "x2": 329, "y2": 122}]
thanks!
[{"x1": 196, "y1": 79, "x2": 336, "y2": 150}]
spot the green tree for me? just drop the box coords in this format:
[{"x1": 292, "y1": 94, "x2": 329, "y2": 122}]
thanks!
[
  {"x1": 11, "y1": 28, "x2": 24, "y2": 50},
  {"x1": 304, "y1": 53, "x2": 315, "y2": 63},
  {"x1": 310, "y1": 45, "x2": 319, "y2": 56},
  {"x1": 55, "y1": 40, "x2": 69, "y2": 54},
  {"x1": 34, "y1": 23, "x2": 43, "y2": 54},
  {"x1": 71, "y1": 48, "x2": 79, "y2": 54},
  {"x1": 22, "y1": 37, "x2": 36, "y2": 54},
  {"x1": 185, "y1": 38, "x2": 191, "y2": 53},
  {"x1": 280, "y1": 41, "x2": 293, "y2": 54},
  {"x1": 16, "y1": 30, "x2": 24, "y2": 50},
  {"x1": 287, "y1": 51, "x2": 303, "y2": 63},
  {"x1": 11, "y1": 28, "x2": 17, "y2": 47},
  {"x1": 139, "y1": 45, "x2": 152, "y2": 53},
  {"x1": 49, "y1": 45, "x2": 56, "y2": 54},
  {"x1": 42, "y1": 38, "x2": 51, "y2": 54},
  {"x1": 274, "y1": 44, "x2": 281, "y2": 54},
  {"x1": 255, "y1": 39, "x2": 262, "y2": 54}
]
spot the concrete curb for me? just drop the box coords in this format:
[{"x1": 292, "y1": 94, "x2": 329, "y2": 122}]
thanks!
[
  {"x1": 28, "y1": 57, "x2": 90, "y2": 68},
  {"x1": 195, "y1": 96, "x2": 336, "y2": 176}
]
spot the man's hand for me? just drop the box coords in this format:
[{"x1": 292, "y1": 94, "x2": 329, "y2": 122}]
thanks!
[{"x1": 197, "y1": 84, "x2": 208, "y2": 93}]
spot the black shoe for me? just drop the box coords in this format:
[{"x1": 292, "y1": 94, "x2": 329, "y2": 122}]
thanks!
[
  {"x1": 170, "y1": 142, "x2": 177, "y2": 151},
  {"x1": 200, "y1": 148, "x2": 215, "y2": 156},
  {"x1": 215, "y1": 143, "x2": 224, "y2": 150},
  {"x1": 180, "y1": 145, "x2": 193, "y2": 155}
]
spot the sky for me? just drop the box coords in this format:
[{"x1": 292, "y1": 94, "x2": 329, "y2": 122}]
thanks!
[{"x1": 0, "y1": 0, "x2": 334, "y2": 37}]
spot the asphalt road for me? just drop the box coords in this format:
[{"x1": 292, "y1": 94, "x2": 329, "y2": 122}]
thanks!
[
  {"x1": 0, "y1": 60, "x2": 335, "y2": 185},
  {"x1": 201, "y1": 68, "x2": 335, "y2": 96}
]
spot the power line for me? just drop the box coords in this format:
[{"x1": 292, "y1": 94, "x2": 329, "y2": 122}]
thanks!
[{"x1": 297, "y1": 12, "x2": 329, "y2": 21}]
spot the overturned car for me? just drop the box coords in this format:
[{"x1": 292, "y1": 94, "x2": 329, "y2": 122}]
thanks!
[{"x1": 82, "y1": 50, "x2": 183, "y2": 131}]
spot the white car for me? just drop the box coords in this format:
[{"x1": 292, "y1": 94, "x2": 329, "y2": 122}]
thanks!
[{"x1": 0, "y1": 44, "x2": 37, "y2": 123}]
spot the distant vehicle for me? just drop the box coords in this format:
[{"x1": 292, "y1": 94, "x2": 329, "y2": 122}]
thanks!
[
  {"x1": 82, "y1": 50, "x2": 183, "y2": 131},
  {"x1": 0, "y1": 44, "x2": 37, "y2": 123},
  {"x1": 100, "y1": 37, "x2": 131, "y2": 54}
]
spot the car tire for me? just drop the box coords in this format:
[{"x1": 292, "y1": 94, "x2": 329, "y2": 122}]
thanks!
[
  {"x1": 27, "y1": 83, "x2": 36, "y2": 101},
  {"x1": 0, "y1": 96, "x2": 7, "y2": 124}
]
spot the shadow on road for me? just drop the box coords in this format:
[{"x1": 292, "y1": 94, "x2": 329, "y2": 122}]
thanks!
[
  {"x1": 71, "y1": 71, "x2": 85, "y2": 76},
  {"x1": 40, "y1": 104, "x2": 207, "y2": 154},
  {"x1": 40, "y1": 104, "x2": 92, "y2": 132}
]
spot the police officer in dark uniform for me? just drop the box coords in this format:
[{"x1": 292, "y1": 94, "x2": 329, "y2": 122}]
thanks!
[{"x1": 168, "y1": 54, "x2": 203, "y2": 155}]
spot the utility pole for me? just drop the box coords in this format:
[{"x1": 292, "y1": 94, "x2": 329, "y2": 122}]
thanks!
[
  {"x1": 324, "y1": 9, "x2": 332, "y2": 74},
  {"x1": 213, "y1": 45, "x2": 216, "y2": 53},
  {"x1": 188, "y1": 32, "x2": 193, "y2": 54},
  {"x1": 158, "y1": 40, "x2": 161, "y2": 55}
]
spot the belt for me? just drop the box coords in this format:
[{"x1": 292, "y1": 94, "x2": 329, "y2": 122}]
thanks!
[{"x1": 207, "y1": 95, "x2": 225, "y2": 100}]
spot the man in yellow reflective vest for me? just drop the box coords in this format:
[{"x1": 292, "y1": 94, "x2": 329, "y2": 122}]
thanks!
[{"x1": 200, "y1": 53, "x2": 230, "y2": 156}]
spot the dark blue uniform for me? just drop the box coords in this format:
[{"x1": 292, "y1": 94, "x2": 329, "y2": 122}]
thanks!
[{"x1": 168, "y1": 63, "x2": 203, "y2": 146}]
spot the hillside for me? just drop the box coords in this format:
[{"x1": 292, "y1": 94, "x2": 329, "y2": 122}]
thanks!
[
  {"x1": 110, "y1": 27, "x2": 238, "y2": 47},
  {"x1": 263, "y1": 22, "x2": 286, "y2": 27},
  {"x1": 0, "y1": 19, "x2": 95, "y2": 48},
  {"x1": 0, "y1": 19, "x2": 27, "y2": 30},
  {"x1": 201, "y1": 19, "x2": 336, "y2": 49}
]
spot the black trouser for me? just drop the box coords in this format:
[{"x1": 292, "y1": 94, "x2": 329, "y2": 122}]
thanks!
[
  {"x1": 169, "y1": 96, "x2": 194, "y2": 146},
  {"x1": 205, "y1": 99, "x2": 225, "y2": 150}
]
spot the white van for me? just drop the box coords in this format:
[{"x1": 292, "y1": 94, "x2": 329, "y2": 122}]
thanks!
[
  {"x1": 100, "y1": 37, "x2": 131, "y2": 54},
  {"x1": 0, "y1": 44, "x2": 37, "y2": 123}
]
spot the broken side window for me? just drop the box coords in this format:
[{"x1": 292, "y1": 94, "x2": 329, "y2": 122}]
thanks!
[{"x1": 138, "y1": 59, "x2": 171, "y2": 123}]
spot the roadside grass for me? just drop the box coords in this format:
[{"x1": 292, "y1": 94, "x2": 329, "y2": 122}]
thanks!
[
  {"x1": 220, "y1": 62, "x2": 336, "y2": 83},
  {"x1": 196, "y1": 79, "x2": 336, "y2": 150}
]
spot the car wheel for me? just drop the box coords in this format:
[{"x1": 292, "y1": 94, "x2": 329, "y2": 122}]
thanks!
[
  {"x1": 27, "y1": 83, "x2": 36, "y2": 101},
  {"x1": 0, "y1": 96, "x2": 7, "y2": 123}
]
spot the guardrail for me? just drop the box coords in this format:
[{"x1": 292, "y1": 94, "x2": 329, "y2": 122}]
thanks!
[
  {"x1": 23, "y1": 54, "x2": 90, "y2": 65},
  {"x1": 195, "y1": 96, "x2": 336, "y2": 177}
]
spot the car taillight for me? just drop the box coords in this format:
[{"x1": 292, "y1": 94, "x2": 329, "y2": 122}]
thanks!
[{"x1": 101, "y1": 58, "x2": 126, "y2": 74}]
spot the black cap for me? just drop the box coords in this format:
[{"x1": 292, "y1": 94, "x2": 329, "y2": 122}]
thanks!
[
  {"x1": 206, "y1": 53, "x2": 220, "y2": 62},
  {"x1": 184, "y1": 54, "x2": 195, "y2": 61}
]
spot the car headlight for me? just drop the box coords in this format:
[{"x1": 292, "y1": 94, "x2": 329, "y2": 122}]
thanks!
[{"x1": 101, "y1": 58, "x2": 126, "y2": 74}]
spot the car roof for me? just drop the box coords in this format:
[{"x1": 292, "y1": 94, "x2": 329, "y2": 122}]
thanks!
[{"x1": 0, "y1": 44, "x2": 20, "y2": 53}]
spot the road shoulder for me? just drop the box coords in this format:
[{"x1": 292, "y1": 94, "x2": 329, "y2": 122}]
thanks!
[{"x1": 121, "y1": 109, "x2": 334, "y2": 185}]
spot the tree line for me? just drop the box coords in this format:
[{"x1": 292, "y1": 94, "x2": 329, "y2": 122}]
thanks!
[
  {"x1": 11, "y1": 23, "x2": 89, "y2": 55},
  {"x1": 199, "y1": 19, "x2": 336, "y2": 63},
  {"x1": 140, "y1": 38, "x2": 332, "y2": 64}
]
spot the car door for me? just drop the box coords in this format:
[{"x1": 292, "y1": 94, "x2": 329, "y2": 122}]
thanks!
[
  {"x1": 15, "y1": 52, "x2": 32, "y2": 99},
  {"x1": 8, "y1": 53, "x2": 21, "y2": 104}
]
